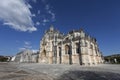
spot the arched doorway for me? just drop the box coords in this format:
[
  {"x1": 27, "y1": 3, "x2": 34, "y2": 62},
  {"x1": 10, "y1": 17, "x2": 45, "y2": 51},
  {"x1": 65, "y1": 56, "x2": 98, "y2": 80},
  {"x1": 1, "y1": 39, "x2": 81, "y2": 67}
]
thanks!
[
  {"x1": 40, "y1": 49, "x2": 47, "y2": 63},
  {"x1": 76, "y1": 42, "x2": 82, "y2": 65},
  {"x1": 76, "y1": 43, "x2": 79, "y2": 54},
  {"x1": 42, "y1": 49, "x2": 46, "y2": 57},
  {"x1": 65, "y1": 45, "x2": 72, "y2": 64}
]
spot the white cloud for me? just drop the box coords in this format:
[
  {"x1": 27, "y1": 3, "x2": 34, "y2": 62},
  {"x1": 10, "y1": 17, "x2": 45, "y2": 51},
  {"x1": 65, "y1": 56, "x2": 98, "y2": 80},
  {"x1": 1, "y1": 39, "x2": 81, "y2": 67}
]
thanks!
[
  {"x1": 19, "y1": 41, "x2": 32, "y2": 51},
  {"x1": 37, "y1": 10, "x2": 41, "y2": 14},
  {"x1": 0, "y1": 0, "x2": 37, "y2": 32},
  {"x1": 48, "y1": 10, "x2": 55, "y2": 21},
  {"x1": 24, "y1": 41, "x2": 32, "y2": 49},
  {"x1": 36, "y1": 22, "x2": 40, "y2": 25},
  {"x1": 43, "y1": 18, "x2": 49, "y2": 23},
  {"x1": 32, "y1": 14, "x2": 36, "y2": 17},
  {"x1": 19, "y1": 41, "x2": 38, "y2": 53},
  {"x1": 32, "y1": 49, "x2": 39, "y2": 53},
  {"x1": 45, "y1": 3, "x2": 56, "y2": 22},
  {"x1": 41, "y1": 18, "x2": 49, "y2": 26},
  {"x1": 24, "y1": 41, "x2": 31, "y2": 45},
  {"x1": 19, "y1": 48, "x2": 26, "y2": 51}
]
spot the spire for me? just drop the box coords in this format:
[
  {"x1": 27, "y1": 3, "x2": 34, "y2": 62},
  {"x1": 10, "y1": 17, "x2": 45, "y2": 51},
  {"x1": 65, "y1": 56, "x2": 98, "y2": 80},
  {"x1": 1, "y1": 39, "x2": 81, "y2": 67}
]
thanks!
[
  {"x1": 50, "y1": 25, "x2": 54, "y2": 31},
  {"x1": 80, "y1": 27, "x2": 84, "y2": 32}
]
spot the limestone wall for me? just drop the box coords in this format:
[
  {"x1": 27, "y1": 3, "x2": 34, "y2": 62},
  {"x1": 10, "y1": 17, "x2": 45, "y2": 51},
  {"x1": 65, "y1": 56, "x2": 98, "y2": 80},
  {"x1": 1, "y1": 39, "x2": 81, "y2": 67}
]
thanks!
[{"x1": 38, "y1": 26, "x2": 104, "y2": 65}]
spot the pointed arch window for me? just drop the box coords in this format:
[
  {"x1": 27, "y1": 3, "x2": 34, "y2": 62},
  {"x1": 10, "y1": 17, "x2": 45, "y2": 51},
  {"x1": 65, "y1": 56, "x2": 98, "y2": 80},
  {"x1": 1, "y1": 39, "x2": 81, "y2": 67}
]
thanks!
[
  {"x1": 65, "y1": 45, "x2": 70, "y2": 54},
  {"x1": 59, "y1": 47, "x2": 61, "y2": 56},
  {"x1": 76, "y1": 43, "x2": 80, "y2": 53},
  {"x1": 85, "y1": 41, "x2": 88, "y2": 47},
  {"x1": 90, "y1": 44, "x2": 93, "y2": 49}
]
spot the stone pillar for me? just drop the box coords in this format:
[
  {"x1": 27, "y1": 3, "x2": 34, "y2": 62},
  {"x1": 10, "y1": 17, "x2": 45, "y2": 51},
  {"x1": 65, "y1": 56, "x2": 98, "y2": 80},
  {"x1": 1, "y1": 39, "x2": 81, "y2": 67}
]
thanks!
[
  {"x1": 57, "y1": 46, "x2": 59, "y2": 64},
  {"x1": 48, "y1": 51, "x2": 53, "y2": 64},
  {"x1": 79, "y1": 39, "x2": 82, "y2": 65},
  {"x1": 93, "y1": 48, "x2": 97, "y2": 65},
  {"x1": 61, "y1": 44, "x2": 65, "y2": 64}
]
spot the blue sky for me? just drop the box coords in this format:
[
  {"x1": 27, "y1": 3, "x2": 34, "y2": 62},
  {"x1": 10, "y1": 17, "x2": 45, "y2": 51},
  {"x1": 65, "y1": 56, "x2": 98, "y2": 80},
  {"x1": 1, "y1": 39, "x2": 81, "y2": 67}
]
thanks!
[{"x1": 0, "y1": 0, "x2": 120, "y2": 56}]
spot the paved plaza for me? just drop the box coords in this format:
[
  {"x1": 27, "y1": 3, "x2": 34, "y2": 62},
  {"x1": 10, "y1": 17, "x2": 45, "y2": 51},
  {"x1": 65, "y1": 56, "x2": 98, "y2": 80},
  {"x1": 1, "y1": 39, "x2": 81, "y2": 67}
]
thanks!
[{"x1": 0, "y1": 62, "x2": 120, "y2": 80}]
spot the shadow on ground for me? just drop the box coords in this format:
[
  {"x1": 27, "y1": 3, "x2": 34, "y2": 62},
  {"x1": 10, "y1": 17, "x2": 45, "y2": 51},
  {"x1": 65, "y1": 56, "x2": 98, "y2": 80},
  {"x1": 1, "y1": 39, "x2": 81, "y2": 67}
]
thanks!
[{"x1": 55, "y1": 71, "x2": 120, "y2": 80}]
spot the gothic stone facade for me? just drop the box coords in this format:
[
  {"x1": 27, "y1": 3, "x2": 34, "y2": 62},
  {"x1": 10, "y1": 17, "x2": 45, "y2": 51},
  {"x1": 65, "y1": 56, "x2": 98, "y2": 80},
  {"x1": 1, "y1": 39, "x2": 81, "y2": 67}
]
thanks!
[
  {"x1": 14, "y1": 50, "x2": 38, "y2": 63},
  {"x1": 39, "y1": 26, "x2": 103, "y2": 65}
]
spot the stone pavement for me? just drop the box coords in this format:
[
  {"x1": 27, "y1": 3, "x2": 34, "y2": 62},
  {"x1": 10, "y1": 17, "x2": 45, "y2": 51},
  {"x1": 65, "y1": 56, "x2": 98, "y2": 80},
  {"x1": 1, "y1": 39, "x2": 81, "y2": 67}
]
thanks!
[{"x1": 0, "y1": 62, "x2": 120, "y2": 80}]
